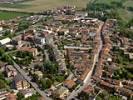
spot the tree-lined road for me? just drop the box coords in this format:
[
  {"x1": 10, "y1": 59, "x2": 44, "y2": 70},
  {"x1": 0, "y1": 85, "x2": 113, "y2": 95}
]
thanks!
[{"x1": 13, "y1": 62, "x2": 51, "y2": 100}]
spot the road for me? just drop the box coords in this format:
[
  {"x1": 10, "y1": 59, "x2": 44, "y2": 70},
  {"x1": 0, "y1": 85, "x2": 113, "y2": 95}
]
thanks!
[
  {"x1": 67, "y1": 22, "x2": 104, "y2": 100},
  {"x1": 64, "y1": 46, "x2": 92, "y2": 50},
  {"x1": 13, "y1": 62, "x2": 51, "y2": 100}
]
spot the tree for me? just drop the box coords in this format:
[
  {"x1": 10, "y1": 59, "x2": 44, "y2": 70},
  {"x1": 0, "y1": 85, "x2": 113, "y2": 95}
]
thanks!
[
  {"x1": 39, "y1": 78, "x2": 52, "y2": 89},
  {"x1": 32, "y1": 74, "x2": 39, "y2": 82},
  {"x1": 0, "y1": 79, "x2": 8, "y2": 89},
  {"x1": 17, "y1": 92, "x2": 24, "y2": 100},
  {"x1": 0, "y1": 72, "x2": 4, "y2": 80},
  {"x1": 25, "y1": 94, "x2": 40, "y2": 100},
  {"x1": 43, "y1": 61, "x2": 58, "y2": 74},
  {"x1": 18, "y1": 20, "x2": 29, "y2": 31},
  {"x1": 55, "y1": 75, "x2": 65, "y2": 82}
]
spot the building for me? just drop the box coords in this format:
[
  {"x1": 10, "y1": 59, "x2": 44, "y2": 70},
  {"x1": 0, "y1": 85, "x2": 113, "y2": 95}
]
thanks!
[
  {"x1": 17, "y1": 47, "x2": 38, "y2": 57},
  {"x1": 0, "y1": 89, "x2": 9, "y2": 100},
  {"x1": 83, "y1": 85, "x2": 94, "y2": 94},
  {"x1": 0, "y1": 38, "x2": 11, "y2": 45},
  {"x1": 54, "y1": 86, "x2": 69, "y2": 99},
  {"x1": 13, "y1": 74, "x2": 30, "y2": 90},
  {"x1": 0, "y1": 26, "x2": 3, "y2": 31},
  {"x1": 34, "y1": 71, "x2": 43, "y2": 79},
  {"x1": 6, "y1": 93, "x2": 17, "y2": 100},
  {"x1": 63, "y1": 80, "x2": 76, "y2": 89},
  {"x1": 5, "y1": 65, "x2": 17, "y2": 77},
  {"x1": 34, "y1": 36, "x2": 46, "y2": 45}
]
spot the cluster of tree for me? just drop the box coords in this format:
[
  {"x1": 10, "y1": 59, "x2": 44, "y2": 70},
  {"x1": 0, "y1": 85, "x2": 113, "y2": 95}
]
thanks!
[
  {"x1": 87, "y1": 3, "x2": 112, "y2": 11},
  {"x1": 39, "y1": 78, "x2": 52, "y2": 90},
  {"x1": 0, "y1": 48, "x2": 13, "y2": 64},
  {"x1": 111, "y1": 1, "x2": 123, "y2": 8},
  {"x1": 127, "y1": 7, "x2": 133, "y2": 12},
  {"x1": 126, "y1": 18, "x2": 133, "y2": 28},
  {"x1": 0, "y1": 72, "x2": 9, "y2": 89},
  {"x1": 86, "y1": 0, "x2": 125, "y2": 22},
  {"x1": 96, "y1": 91, "x2": 122, "y2": 100},
  {"x1": 113, "y1": 67, "x2": 133, "y2": 80},
  {"x1": 14, "y1": 51, "x2": 33, "y2": 65},
  {"x1": 17, "y1": 92, "x2": 40, "y2": 100},
  {"x1": 112, "y1": 49, "x2": 133, "y2": 80},
  {"x1": 47, "y1": 46, "x2": 56, "y2": 62},
  {"x1": 77, "y1": 92, "x2": 92, "y2": 100},
  {"x1": 32, "y1": 60, "x2": 64, "y2": 90},
  {"x1": 17, "y1": 20, "x2": 30, "y2": 31},
  {"x1": 15, "y1": 51, "x2": 33, "y2": 59},
  {"x1": 43, "y1": 61, "x2": 58, "y2": 75},
  {"x1": 118, "y1": 28, "x2": 133, "y2": 40}
]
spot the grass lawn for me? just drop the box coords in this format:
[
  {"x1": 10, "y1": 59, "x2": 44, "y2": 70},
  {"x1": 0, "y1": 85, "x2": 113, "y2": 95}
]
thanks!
[{"x1": 0, "y1": 11, "x2": 28, "y2": 20}]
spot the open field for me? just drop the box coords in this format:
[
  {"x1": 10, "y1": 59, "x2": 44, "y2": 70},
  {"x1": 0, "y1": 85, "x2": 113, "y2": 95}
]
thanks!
[
  {"x1": 92, "y1": 0, "x2": 133, "y2": 22},
  {"x1": 0, "y1": 0, "x2": 91, "y2": 12},
  {"x1": 0, "y1": 11, "x2": 29, "y2": 20},
  {"x1": 0, "y1": 3, "x2": 29, "y2": 8}
]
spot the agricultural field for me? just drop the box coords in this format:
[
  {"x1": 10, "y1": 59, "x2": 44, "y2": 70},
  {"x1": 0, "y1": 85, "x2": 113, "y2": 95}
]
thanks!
[
  {"x1": 0, "y1": 0, "x2": 91, "y2": 12},
  {"x1": 0, "y1": 11, "x2": 28, "y2": 20},
  {"x1": 90, "y1": 0, "x2": 133, "y2": 22}
]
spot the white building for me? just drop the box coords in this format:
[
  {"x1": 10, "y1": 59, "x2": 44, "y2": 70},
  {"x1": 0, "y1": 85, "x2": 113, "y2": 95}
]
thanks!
[
  {"x1": 0, "y1": 27, "x2": 3, "y2": 31},
  {"x1": 0, "y1": 38, "x2": 11, "y2": 45}
]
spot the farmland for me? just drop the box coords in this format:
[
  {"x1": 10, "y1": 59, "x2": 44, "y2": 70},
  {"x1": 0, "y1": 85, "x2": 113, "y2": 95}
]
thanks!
[
  {"x1": 0, "y1": 0, "x2": 91, "y2": 12},
  {"x1": 0, "y1": 11, "x2": 29, "y2": 20}
]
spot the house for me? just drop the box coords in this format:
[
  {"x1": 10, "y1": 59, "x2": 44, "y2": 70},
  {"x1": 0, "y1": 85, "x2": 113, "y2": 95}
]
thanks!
[
  {"x1": 0, "y1": 38, "x2": 11, "y2": 46},
  {"x1": 6, "y1": 93, "x2": 17, "y2": 100},
  {"x1": 34, "y1": 71, "x2": 43, "y2": 79},
  {"x1": 17, "y1": 47, "x2": 38, "y2": 57},
  {"x1": 19, "y1": 89, "x2": 35, "y2": 98},
  {"x1": 63, "y1": 80, "x2": 76, "y2": 89},
  {"x1": 83, "y1": 85, "x2": 94, "y2": 94},
  {"x1": 54, "y1": 86, "x2": 69, "y2": 99},
  {"x1": 5, "y1": 65, "x2": 17, "y2": 77},
  {"x1": 0, "y1": 89, "x2": 9, "y2": 100},
  {"x1": 34, "y1": 36, "x2": 46, "y2": 45},
  {"x1": 13, "y1": 74, "x2": 30, "y2": 90}
]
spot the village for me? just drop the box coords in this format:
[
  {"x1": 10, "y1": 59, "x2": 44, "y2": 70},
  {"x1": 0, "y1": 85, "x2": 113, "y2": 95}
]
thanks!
[{"x1": 0, "y1": 6, "x2": 132, "y2": 100}]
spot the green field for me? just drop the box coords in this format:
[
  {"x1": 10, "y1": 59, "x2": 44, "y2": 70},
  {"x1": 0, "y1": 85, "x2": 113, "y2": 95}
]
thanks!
[
  {"x1": 0, "y1": 11, "x2": 28, "y2": 20},
  {"x1": 92, "y1": 0, "x2": 133, "y2": 22},
  {"x1": 0, "y1": 0, "x2": 91, "y2": 12}
]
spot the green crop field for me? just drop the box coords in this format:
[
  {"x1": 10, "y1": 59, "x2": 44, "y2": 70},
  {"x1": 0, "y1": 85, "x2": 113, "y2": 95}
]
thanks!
[{"x1": 0, "y1": 11, "x2": 28, "y2": 20}]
